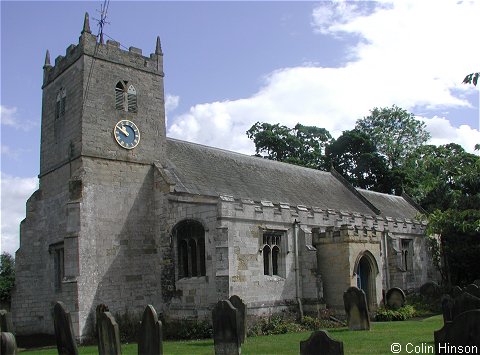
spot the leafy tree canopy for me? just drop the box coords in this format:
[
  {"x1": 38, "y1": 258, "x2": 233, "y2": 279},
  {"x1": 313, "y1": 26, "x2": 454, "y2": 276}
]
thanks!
[
  {"x1": 403, "y1": 143, "x2": 480, "y2": 212},
  {"x1": 0, "y1": 252, "x2": 15, "y2": 304},
  {"x1": 355, "y1": 105, "x2": 430, "y2": 169},
  {"x1": 326, "y1": 129, "x2": 398, "y2": 193},
  {"x1": 463, "y1": 72, "x2": 479, "y2": 86},
  {"x1": 246, "y1": 122, "x2": 332, "y2": 170}
]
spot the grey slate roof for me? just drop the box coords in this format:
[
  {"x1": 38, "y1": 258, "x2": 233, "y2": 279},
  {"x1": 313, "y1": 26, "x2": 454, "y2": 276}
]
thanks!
[
  {"x1": 356, "y1": 189, "x2": 421, "y2": 219},
  {"x1": 166, "y1": 138, "x2": 376, "y2": 215}
]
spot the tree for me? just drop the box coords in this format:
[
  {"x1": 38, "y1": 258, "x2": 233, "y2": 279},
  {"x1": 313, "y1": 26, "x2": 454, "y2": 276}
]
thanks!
[
  {"x1": 426, "y1": 209, "x2": 480, "y2": 287},
  {"x1": 403, "y1": 143, "x2": 480, "y2": 212},
  {"x1": 463, "y1": 72, "x2": 479, "y2": 86},
  {"x1": 246, "y1": 122, "x2": 332, "y2": 170},
  {"x1": 326, "y1": 129, "x2": 397, "y2": 193},
  {"x1": 355, "y1": 105, "x2": 430, "y2": 169},
  {"x1": 0, "y1": 252, "x2": 15, "y2": 304},
  {"x1": 404, "y1": 144, "x2": 480, "y2": 287}
]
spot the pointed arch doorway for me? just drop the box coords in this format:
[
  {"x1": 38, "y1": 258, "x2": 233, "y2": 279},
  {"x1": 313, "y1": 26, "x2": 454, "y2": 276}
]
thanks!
[{"x1": 355, "y1": 251, "x2": 378, "y2": 309}]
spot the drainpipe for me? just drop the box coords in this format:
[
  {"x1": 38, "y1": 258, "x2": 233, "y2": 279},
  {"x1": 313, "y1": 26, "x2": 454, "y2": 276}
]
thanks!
[
  {"x1": 293, "y1": 219, "x2": 304, "y2": 321},
  {"x1": 384, "y1": 232, "x2": 390, "y2": 290}
]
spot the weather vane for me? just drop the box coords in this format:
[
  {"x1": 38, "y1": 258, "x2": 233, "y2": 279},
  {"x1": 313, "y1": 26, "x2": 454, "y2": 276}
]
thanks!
[{"x1": 93, "y1": 0, "x2": 110, "y2": 44}]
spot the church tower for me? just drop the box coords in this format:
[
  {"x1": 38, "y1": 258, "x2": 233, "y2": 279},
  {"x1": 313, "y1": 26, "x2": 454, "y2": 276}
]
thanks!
[{"x1": 12, "y1": 13, "x2": 167, "y2": 340}]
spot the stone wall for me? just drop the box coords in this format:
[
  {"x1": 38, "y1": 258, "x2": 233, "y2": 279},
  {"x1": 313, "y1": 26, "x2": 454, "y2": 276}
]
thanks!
[{"x1": 12, "y1": 159, "x2": 82, "y2": 335}]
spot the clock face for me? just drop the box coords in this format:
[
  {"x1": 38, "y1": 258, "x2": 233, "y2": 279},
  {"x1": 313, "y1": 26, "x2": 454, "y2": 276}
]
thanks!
[{"x1": 114, "y1": 120, "x2": 140, "y2": 149}]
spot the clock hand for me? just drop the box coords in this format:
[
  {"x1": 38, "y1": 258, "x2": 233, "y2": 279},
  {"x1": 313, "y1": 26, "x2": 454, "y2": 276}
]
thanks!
[{"x1": 117, "y1": 125, "x2": 129, "y2": 137}]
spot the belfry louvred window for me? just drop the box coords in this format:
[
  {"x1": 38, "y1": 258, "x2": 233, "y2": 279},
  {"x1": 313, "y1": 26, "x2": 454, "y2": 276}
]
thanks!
[{"x1": 115, "y1": 81, "x2": 137, "y2": 112}]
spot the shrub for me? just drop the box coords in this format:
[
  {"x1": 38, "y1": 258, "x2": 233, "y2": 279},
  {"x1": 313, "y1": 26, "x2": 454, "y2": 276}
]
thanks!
[
  {"x1": 164, "y1": 319, "x2": 212, "y2": 340},
  {"x1": 375, "y1": 305, "x2": 416, "y2": 321}
]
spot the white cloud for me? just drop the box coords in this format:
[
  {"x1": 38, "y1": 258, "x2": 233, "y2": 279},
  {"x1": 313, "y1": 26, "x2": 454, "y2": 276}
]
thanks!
[
  {"x1": 167, "y1": 1, "x2": 479, "y2": 156},
  {"x1": 0, "y1": 173, "x2": 38, "y2": 256},
  {"x1": 0, "y1": 105, "x2": 37, "y2": 131},
  {"x1": 165, "y1": 94, "x2": 180, "y2": 113},
  {"x1": 421, "y1": 116, "x2": 480, "y2": 153}
]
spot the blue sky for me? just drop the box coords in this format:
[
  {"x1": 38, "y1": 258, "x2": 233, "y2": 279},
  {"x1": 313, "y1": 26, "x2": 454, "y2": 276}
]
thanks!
[{"x1": 1, "y1": 1, "x2": 479, "y2": 255}]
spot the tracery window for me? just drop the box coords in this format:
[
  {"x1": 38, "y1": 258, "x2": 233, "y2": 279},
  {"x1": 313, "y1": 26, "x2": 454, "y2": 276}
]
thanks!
[
  {"x1": 262, "y1": 233, "x2": 282, "y2": 276},
  {"x1": 115, "y1": 81, "x2": 137, "y2": 112},
  {"x1": 175, "y1": 220, "x2": 206, "y2": 279},
  {"x1": 55, "y1": 88, "x2": 66, "y2": 119}
]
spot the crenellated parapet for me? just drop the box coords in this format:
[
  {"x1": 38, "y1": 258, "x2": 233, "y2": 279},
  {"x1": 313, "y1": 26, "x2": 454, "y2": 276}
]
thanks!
[
  {"x1": 43, "y1": 12, "x2": 163, "y2": 87},
  {"x1": 218, "y1": 194, "x2": 427, "y2": 237}
]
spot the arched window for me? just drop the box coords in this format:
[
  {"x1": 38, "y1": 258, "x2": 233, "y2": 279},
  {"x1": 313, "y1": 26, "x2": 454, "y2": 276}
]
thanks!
[
  {"x1": 174, "y1": 220, "x2": 206, "y2": 279},
  {"x1": 401, "y1": 239, "x2": 413, "y2": 271},
  {"x1": 272, "y1": 246, "x2": 280, "y2": 276},
  {"x1": 179, "y1": 240, "x2": 188, "y2": 279},
  {"x1": 56, "y1": 88, "x2": 66, "y2": 119},
  {"x1": 262, "y1": 232, "x2": 282, "y2": 276},
  {"x1": 115, "y1": 81, "x2": 137, "y2": 112},
  {"x1": 263, "y1": 245, "x2": 270, "y2": 275}
]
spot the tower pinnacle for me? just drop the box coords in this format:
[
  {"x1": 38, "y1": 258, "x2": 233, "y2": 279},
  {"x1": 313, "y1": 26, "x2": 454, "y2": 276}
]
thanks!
[
  {"x1": 82, "y1": 12, "x2": 91, "y2": 34},
  {"x1": 155, "y1": 36, "x2": 163, "y2": 55},
  {"x1": 43, "y1": 50, "x2": 51, "y2": 69}
]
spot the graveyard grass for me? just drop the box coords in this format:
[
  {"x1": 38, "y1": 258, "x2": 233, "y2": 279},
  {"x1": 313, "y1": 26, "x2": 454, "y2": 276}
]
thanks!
[{"x1": 20, "y1": 315, "x2": 442, "y2": 355}]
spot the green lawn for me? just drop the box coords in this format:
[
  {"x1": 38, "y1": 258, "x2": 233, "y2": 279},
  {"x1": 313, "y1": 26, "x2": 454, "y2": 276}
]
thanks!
[{"x1": 20, "y1": 315, "x2": 442, "y2": 355}]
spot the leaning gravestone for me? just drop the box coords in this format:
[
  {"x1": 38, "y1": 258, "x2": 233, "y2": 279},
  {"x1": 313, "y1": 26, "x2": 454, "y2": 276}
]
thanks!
[
  {"x1": 0, "y1": 332, "x2": 17, "y2": 355},
  {"x1": 300, "y1": 330, "x2": 344, "y2": 355},
  {"x1": 386, "y1": 287, "x2": 406, "y2": 310},
  {"x1": 138, "y1": 305, "x2": 163, "y2": 355},
  {"x1": 53, "y1": 301, "x2": 79, "y2": 355},
  {"x1": 97, "y1": 311, "x2": 121, "y2": 355},
  {"x1": 96, "y1": 304, "x2": 110, "y2": 355},
  {"x1": 434, "y1": 310, "x2": 480, "y2": 353},
  {"x1": 229, "y1": 295, "x2": 246, "y2": 344},
  {"x1": 212, "y1": 300, "x2": 241, "y2": 355},
  {"x1": 0, "y1": 310, "x2": 14, "y2": 334},
  {"x1": 343, "y1": 287, "x2": 370, "y2": 330},
  {"x1": 451, "y1": 291, "x2": 480, "y2": 320}
]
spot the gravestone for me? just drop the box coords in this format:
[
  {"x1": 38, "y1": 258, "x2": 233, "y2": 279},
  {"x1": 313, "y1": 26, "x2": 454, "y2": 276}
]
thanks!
[
  {"x1": 464, "y1": 284, "x2": 480, "y2": 298},
  {"x1": 212, "y1": 300, "x2": 241, "y2": 355},
  {"x1": 97, "y1": 311, "x2": 121, "y2": 355},
  {"x1": 386, "y1": 287, "x2": 406, "y2": 310},
  {"x1": 229, "y1": 295, "x2": 246, "y2": 344},
  {"x1": 343, "y1": 287, "x2": 370, "y2": 331},
  {"x1": 53, "y1": 301, "x2": 79, "y2": 355},
  {"x1": 441, "y1": 295, "x2": 454, "y2": 323},
  {"x1": 138, "y1": 305, "x2": 163, "y2": 355},
  {"x1": 0, "y1": 332, "x2": 17, "y2": 355},
  {"x1": 96, "y1": 304, "x2": 110, "y2": 355},
  {"x1": 300, "y1": 330, "x2": 344, "y2": 355},
  {"x1": 419, "y1": 281, "x2": 441, "y2": 300},
  {"x1": 452, "y1": 291, "x2": 480, "y2": 320},
  {"x1": 434, "y1": 310, "x2": 480, "y2": 354},
  {"x1": 0, "y1": 310, "x2": 14, "y2": 333}
]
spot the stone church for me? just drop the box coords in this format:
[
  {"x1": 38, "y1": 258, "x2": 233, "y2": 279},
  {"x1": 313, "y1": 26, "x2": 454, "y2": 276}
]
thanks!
[{"x1": 12, "y1": 14, "x2": 436, "y2": 340}]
